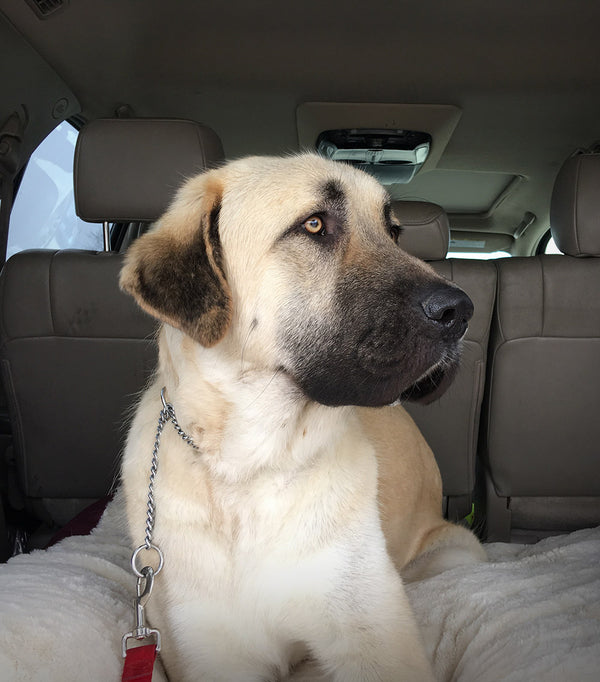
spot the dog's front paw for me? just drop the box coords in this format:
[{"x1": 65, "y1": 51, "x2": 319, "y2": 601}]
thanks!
[{"x1": 402, "y1": 523, "x2": 487, "y2": 583}]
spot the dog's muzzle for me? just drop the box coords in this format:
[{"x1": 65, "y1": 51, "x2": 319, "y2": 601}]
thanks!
[
  {"x1": 360, "y1": 278, "x2": 475, "y2": 402},
  {"x1": 419, "y1": 283, "x2": 473, "y2": 342},
  {"x1": 282, "y1": 275, "x2": 474, "y2": 408},
  {"x1": 396, "y1": 283, "x2": 473, "y2": 404}
]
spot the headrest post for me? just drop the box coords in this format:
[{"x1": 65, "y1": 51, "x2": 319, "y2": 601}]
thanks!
[{"x1": 102, "y1": 221, "x2": 111, "y2": 252}]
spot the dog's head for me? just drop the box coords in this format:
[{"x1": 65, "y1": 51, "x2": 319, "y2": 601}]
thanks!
[{"x1": 121, "y1": 154, "x2": 473, "y2": 407}]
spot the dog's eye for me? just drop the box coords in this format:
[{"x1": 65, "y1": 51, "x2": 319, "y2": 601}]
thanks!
[
  {"x1": 389, "y1": 224, "x2": 401, "y2": 243},
  {"x1": 303, "y1": 216, "x2": 325, "y2": 236}
]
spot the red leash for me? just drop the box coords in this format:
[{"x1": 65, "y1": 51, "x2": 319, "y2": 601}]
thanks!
[
  {"x1": 122, "y1": 564, "x2": 162, "y2": 682},
  {"x1": 122, "y1": 644, "x2": 158, "y2": 682}
]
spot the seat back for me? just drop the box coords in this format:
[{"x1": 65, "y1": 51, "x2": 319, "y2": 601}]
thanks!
[
  {"x1": 395, "y1": 201, "x2": 497, "y2": 520},
  {"x1": 484, "y1": 153, "x2": 600, "y2": 541},
  {"x1": 0, "y1": 118, "x2": 223, "y2": 538},
  {"x1": 0, "y1": 251, "x2": 155, "y2": 517}
]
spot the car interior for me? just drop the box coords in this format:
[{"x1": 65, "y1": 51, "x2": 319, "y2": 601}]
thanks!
[{"x1": 0, "y1": 0, "x2": 599, "y2": 679}]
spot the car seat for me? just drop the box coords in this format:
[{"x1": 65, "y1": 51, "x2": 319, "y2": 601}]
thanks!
[
  {"x1": 484, "y1": 153, "x2": 600, "y2": 541},
  {"x1": 395, "y1": 201, "x2": 497, "y2": 522},
  {"x1": 0, "y1": 118, "x2": 223, "y2": 549}
]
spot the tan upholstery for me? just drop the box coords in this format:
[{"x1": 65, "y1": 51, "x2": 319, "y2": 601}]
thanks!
[
  {"x1": 394, "y1": 200, "x2": 449, "y2": 261},
  {"x1": 396, "y1": 201, "x2": 497, "y2": 519},
  {"x1": 550, "y1": 153, "x2": 600, "y2": 257},
  {"x1": 74, "y1": 118, "x2": 224, "y2": 223},
  {"x1": 485, "y1": 154, "x2": 600, "y2": 541},
  {"x1": 0, "y1": 251, "x2": 156, "y2": 501},
  {"x1": 0, "y1": 118, "x2": 224, "y2": 540}
]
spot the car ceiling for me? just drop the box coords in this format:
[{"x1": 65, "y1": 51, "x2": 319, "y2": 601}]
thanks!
[{"x1": 1, "y1": 0, "x2": 600, "y2": 254}]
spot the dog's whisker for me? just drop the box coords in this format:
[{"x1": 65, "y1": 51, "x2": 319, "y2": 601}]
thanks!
[
  {"x1": 242, "y1": 367, "x2": 283, "y2": 411},
  {"x1": 239, "y1": 319, "x2": 258, "y2": 370}
]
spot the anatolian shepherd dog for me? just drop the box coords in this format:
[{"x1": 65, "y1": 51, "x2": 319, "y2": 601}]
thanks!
[{"x1": 119, "y1": 153, "x2": 485, "y2": 681}]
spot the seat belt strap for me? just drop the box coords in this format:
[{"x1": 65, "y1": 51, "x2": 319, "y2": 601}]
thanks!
[
  {"x1": 0, "y1": 111, "x2": 26, "y2": 264},
  {"x1": 0, "y1": 177, "x2": 14, "y2": 264}
]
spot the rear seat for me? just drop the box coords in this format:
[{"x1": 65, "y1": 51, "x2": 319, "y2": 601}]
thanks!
[
  {"x1": 2, "y1": 119, "x2": 594, "y2": 551},
  {"x1": 0, "y1": 118, "x2": 223, "y2": 547},
  {"x1": 484, "y1": 153, "x2": 600, "y2": 542},
  {"x1": 395, "y1": 201, "x2": 497, "y2": 521}
]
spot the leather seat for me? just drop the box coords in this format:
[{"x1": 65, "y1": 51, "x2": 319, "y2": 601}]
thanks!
[
  {"x1": 0, "y1": 118, "x2": 223, "y2": 545},
  {"x1": 484, "y1": 153, "x2": 600, "y2": 541},
  {"x1": 395, "y1": 201, "x2": 497, "y2": 521}
]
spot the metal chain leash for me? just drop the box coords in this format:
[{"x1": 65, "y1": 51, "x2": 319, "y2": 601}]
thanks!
[
  {"x1": 123, "y1": 387, "x2": 200, "y2": 659},
  {"x1": 164, "y1": 395, "x2": 200, "y2": 453},
  {"x1": 142, "y1": 403, "x2": 166, "y2": 551},
  {"x1": 133, "y1": 387, "x2": 199, "y2": 571}
]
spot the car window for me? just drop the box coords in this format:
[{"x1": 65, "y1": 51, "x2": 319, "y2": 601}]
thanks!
[
  {"x1": 448, "y1": 251, "x2": 510, "y2": 260},
  {"x1": 7, "y1": 122, "x2": 103, "y2": 260},
  {"x1": 544, "y1": 236, "x2": 562, "y2": 255},
  {"x1": 448, "y1": 235, "x2": 510, "y2": 259}
]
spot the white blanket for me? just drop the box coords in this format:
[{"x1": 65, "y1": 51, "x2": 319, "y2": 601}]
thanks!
[
  {"x1": 0, "y1": 499, "x2": 599, "y2": 681},
  {"x1": 407, "y1": 525, "x2": 600, "y2": 681},
  {"x1": 0, "y1": 497, "x2": 168, "y2": 682}
]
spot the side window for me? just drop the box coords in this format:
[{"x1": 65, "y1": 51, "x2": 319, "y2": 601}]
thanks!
[
  {"x1": 447, "y1": 251, "x2": 510, "y2": 260},
  {"x1": 7, "y1": 122, "x2": 103, "y2": 259},
  {"x1": 544, "y1": 235, "x2": 562, "y2": 254}
]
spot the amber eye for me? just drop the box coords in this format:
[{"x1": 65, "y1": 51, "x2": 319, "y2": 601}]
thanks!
[{"x1": 303, "y1": 216, "x2": 324, "y2": 235}]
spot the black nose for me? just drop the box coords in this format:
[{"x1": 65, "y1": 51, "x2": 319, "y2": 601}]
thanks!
[{"x1": 420, "y1": 284, "x2": 474, "y2": 338}]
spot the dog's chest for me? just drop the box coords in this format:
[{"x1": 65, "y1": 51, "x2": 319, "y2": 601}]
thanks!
[
  {"x1": 152, "y1": 517, "x2": 362, "y2": 681},
  {"x1": 150, "y1": 467, "x2": 381, "y2": 680},
  {"x1": 156, "y1": 466, "x2": 371, "y2": 581}
]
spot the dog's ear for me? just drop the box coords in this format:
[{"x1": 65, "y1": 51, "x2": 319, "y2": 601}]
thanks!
[{"x1": 120, "y1": 172, "x2": 232, "y2": 347}]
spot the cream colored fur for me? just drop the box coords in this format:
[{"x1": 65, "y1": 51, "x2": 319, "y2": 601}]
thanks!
[{"x1": 120, "y1": 154, "x2": 485, "y2": 681}]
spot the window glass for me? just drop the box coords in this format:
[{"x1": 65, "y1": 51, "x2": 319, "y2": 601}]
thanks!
[
  {"x1": 7, "y1": 122, "x2": 102, "y2": 259},
  {"x1": 448, "y1": 235, "x2": 510, "y2": 260},
  {"x1": 448, "y1": 251, "x2": 511, "y2": 260},
  {"x1": 544, "y1": 236, "x2": 562, "y2": 254}
]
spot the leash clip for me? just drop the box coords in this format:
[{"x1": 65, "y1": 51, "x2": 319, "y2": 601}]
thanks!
[{"x1": 122, "y1": 565, "x2": 162, "y2": 656}]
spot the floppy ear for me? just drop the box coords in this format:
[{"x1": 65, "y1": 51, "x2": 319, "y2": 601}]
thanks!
[{"x1": 120, "y1": 172, "x2": 232, "y2": 347}]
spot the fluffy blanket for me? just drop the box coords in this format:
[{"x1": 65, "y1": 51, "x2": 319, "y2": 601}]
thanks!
[
  {"x1": 0, "y1": 497, "x2": 168, "y2": 682},
  {"x1": 407, "y1": 525, "x2": 600, "y2": 681},
  {"x1": 0, "y1": 498, "x2": 598, "y2": 681}
]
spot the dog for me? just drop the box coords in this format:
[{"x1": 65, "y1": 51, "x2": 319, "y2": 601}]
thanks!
[{"x1": 119, "y1": 153, "x2": 485, "y2": 681}]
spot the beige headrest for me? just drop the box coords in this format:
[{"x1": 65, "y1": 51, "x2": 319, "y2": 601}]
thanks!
[
  {"x1": 392, "y1": 201, "x2": 449, "y2": 260},
  {"x1": 74, "y1": 118, "x2": 224, "y2": 223},
  {"x1": 550, "y1": 153, "x2": 600, "y2": 257}
]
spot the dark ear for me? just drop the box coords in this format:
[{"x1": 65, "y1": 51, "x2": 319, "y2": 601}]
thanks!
[{"x1": 120, "y1": 172, "x2": 232, "y2": 347}]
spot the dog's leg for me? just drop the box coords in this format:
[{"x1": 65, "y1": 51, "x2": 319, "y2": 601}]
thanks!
[
  {"x1": 299, "y1": 569, "x2": 435, "y2": 682},
  {"x1": 369, "y1": 405, "x2": 486, "y2": 583},
  {"x1": 401, "y1": 519, "x2": 487, "y2": 583}
]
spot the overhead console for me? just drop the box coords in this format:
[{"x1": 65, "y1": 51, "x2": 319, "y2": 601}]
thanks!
[
  {"x1": 316, "y1": 128, "x2": 431, "y2": 184},
  {"x1": 297, "y1": 102, "x2": 461, "y2": 185}
]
